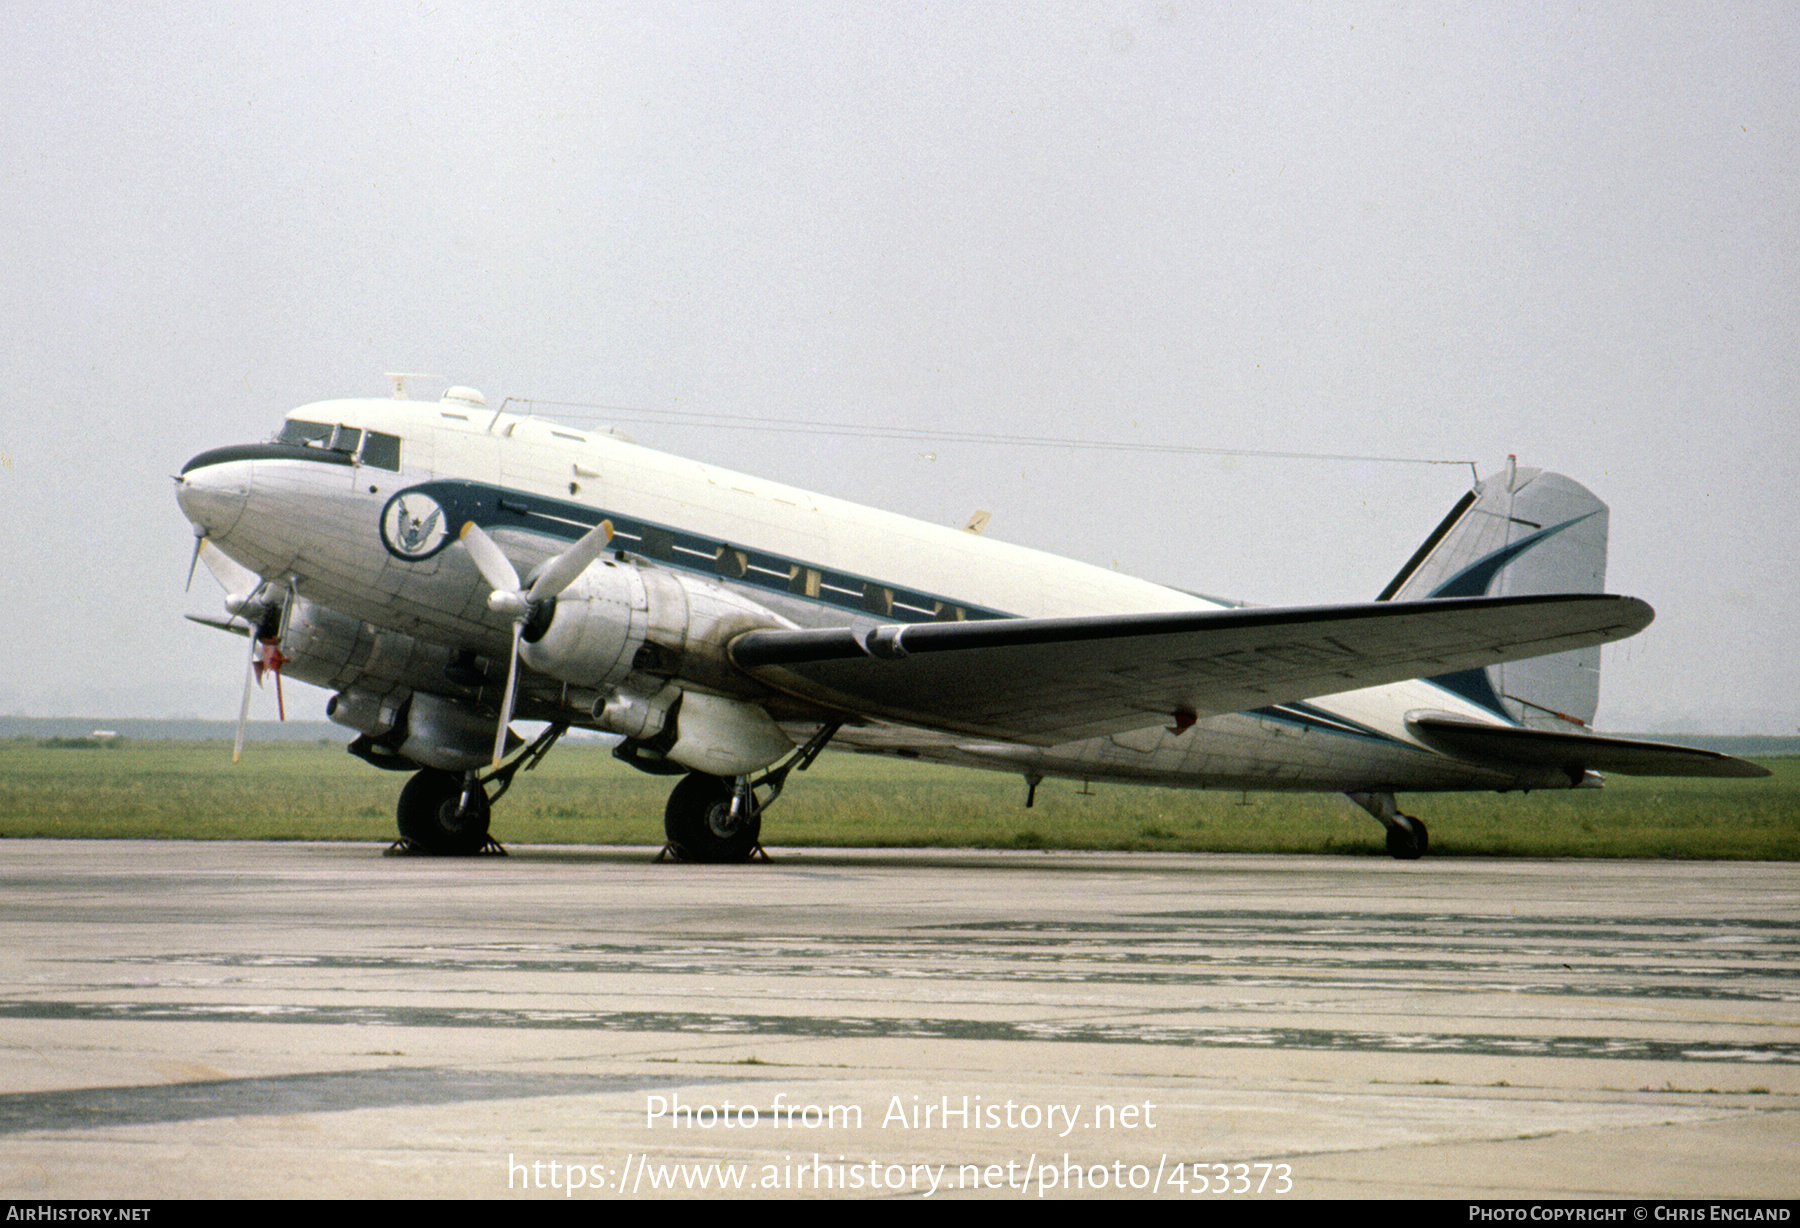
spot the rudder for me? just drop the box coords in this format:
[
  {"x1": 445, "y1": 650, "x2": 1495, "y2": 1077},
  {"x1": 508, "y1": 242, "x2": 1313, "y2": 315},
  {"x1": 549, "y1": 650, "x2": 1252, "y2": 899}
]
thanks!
[{"x1": 1380, "y1": 458, "x2": 1610, "y2": 729}]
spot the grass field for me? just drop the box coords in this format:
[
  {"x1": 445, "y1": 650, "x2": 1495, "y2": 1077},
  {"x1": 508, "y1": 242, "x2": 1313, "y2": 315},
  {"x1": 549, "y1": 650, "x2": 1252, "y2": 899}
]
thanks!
[{"x1": 2, "y1": 736, "x2": 1794, "y2": 859}]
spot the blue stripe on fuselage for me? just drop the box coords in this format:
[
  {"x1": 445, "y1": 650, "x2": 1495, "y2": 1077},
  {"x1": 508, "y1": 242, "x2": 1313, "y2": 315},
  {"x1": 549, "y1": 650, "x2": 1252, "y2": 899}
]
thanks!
[{"x1": 388, "y1": 479, "x2": 1012, "y2": 626}]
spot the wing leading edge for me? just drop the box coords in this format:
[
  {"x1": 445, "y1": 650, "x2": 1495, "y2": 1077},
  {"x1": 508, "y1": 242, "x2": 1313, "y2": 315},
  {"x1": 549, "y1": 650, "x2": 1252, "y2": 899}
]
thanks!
[{"x1": 730, "y1": 593, "x2": 1654, "y2": 746}]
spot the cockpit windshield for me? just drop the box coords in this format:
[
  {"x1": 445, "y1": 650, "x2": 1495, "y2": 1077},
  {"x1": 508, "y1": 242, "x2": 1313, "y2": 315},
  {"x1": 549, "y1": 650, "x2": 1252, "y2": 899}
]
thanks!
[
  {"x1": 278, "y1": 420, "x2": 400, "y2": 470},
  {"x1": 279, "y1": 420, "x2": 334, "y2": 446}
]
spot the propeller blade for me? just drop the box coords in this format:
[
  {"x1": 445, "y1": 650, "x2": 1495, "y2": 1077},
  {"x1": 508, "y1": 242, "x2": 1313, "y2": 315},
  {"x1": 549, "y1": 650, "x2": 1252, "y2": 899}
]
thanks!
[
  {"x1": 528, "y1": 519, "x2": 614, "y2": 602},
  {"x1": 186, "y1": 614, "x2": 251, "y2": 635},
  {"x1": 185, "y1": 532, "x2": 205, "y2": 592},
  {"x1": 460, "y1": 521, "x2": 521, "y2": 595},
  {"x1": 492, "y1": 619, "x2": 523, "y2": 768},
  {"x1": 232, "y1": 631, "x2": 257, "y2": 764}
]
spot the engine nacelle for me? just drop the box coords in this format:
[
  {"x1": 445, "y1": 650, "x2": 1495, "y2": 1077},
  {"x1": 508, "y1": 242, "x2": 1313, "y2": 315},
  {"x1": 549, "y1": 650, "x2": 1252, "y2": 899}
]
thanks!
[
  {"x1": 662, "y1": 690, "x2": 794, "y2": 776},
  {"x1": 525, "y1": 557, "x2": 802, "y2": 776},
  {"x1": 522, "y1": 557, "x2": 797, "y2": 698},
  {"x1": 395, "y1": 692, "x2": 501, "y2": 772},
  {"x1": 519, "y1": 557, "x2": 649, "y2": 691},
  {"x1": 278, "y1": 595, "x2": 473, "y2": 703},
  {"x1": 596, "y1": 683, "x2": 795, "y2": 776},
  {"x1": 492, "y1": 553, "x2": 804, "y2": 776},
  {"x1": 326, "y1": 688, "x2": 402, "y2": 737}
]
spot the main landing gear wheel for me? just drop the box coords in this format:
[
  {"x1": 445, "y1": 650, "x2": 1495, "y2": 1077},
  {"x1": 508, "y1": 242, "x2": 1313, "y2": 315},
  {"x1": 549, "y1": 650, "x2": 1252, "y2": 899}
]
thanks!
[
  {"x1": 395, "y1": 768, "x2": 492, "y2": 856},
  {"x1": 663, "y1": 772, "x2": 762, "y2": 863},
  {"x1": 1385, "y1": 816, "x2": 1429, "y2": 860}
]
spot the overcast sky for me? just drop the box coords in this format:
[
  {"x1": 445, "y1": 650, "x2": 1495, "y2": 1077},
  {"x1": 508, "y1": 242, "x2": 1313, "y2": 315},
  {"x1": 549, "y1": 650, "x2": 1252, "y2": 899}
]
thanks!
[{"x1": 2, "y1": 2, "x2": 1794, "y2": 734}]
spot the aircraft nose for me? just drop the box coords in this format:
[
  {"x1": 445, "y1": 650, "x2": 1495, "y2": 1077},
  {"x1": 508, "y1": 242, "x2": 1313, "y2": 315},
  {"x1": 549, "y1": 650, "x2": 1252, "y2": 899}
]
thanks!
[{"x1": 175, "y1": 453, "x2": 250, "y2": 540}]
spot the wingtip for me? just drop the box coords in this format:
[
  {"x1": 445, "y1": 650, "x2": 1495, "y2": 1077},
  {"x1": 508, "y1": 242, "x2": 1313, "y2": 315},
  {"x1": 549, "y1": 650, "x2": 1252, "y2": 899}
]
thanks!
[{"x1": 1619, "y1": 594, "x2": 1655, "y2": 633}]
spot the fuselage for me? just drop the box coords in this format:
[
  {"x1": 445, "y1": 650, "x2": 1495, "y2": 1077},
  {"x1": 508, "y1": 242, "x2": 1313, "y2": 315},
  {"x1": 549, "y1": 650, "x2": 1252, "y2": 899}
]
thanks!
[{"x1": 177, "y1": 390, "x2": 1526, "y2": 794}]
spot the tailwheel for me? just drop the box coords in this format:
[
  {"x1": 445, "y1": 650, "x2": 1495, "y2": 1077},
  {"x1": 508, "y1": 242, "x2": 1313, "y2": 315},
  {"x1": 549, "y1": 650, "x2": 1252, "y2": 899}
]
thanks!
[
  {"x1": 394, "y1": 768, "x2": 494, "y2": 856},
  {"x1": 1346, "y1": 790, "x2": 1431, "y2": 860},
  {"x1": 1384, "y1": 816, "x2": 1429, "y2": 860},
  {"x1": 663, "y1": 772, "x2": 762, "y2": 863}
]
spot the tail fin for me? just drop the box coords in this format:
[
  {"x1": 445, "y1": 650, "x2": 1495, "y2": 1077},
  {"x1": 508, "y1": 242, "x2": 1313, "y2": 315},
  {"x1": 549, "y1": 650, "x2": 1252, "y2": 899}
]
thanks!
[{"x1": 1380, "y1": 458, "x2": 1610, "y2": 729}]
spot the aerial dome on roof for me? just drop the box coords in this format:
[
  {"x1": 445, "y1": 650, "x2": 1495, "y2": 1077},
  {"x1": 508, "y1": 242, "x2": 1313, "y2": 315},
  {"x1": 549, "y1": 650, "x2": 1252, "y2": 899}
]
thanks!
[{"x1": 442, "y1": 386, "x2": 487, "y2": 408}]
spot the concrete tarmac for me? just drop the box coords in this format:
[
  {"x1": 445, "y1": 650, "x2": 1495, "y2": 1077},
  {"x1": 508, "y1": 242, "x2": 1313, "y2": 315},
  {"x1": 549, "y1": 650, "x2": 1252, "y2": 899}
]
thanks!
[{"x1": 0, "y1": 839, "x2": 1795, "y2": 1200}]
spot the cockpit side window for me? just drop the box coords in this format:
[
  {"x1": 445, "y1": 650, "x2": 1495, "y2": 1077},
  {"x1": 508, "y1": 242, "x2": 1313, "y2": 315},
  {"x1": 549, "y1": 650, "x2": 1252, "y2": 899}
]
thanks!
[{"x1": 360, "y1": 431, "x2": 401, "y2": 471}]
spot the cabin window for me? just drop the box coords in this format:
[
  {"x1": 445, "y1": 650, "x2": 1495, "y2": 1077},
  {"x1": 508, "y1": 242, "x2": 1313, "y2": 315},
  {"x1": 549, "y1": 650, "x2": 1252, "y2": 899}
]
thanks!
[
  {"x1": 891, "y1": 589, "x2": 942, "y2": 620},
  {"x1": 533, "y1": 509, "x2": 998, "y2": 625},
  {"x1": 818, "y1": 572, "x2": 867, "y2": 606},
  {"x1": 714, "y1": 547, "x2": 749, "y2": 579},
  {"x1": 360, "y1": 431, "x2": 401, "y2": 471},
  {"x1": 746, "y1": 556, "x2": 799, "y2": 587}
]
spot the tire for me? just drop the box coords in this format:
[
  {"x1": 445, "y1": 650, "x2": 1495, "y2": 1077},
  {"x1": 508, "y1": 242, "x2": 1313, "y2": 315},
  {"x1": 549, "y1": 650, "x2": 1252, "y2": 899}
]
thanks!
[
  {"x1": 663, "y1": 773, "x2": 761, "y2": 863},
  {"x1": 1385, "y1": 818, "x2": 1427, "y2": 860},
  {"x1": 396, "y1": 769, "x2": 491, "y2": 855}
]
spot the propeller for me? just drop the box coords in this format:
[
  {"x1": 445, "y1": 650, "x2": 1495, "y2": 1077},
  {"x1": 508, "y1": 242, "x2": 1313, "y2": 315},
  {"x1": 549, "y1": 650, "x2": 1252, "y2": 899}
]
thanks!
[
  {"x1": 231, "y1": 601, "x2": 288, "y2": 764},
  {"x1": 461, "y1": 518, "x2": 614, "y2": 767},
  {"x1": 188, "y1": 537, "x2": 288, "y2": 763}
]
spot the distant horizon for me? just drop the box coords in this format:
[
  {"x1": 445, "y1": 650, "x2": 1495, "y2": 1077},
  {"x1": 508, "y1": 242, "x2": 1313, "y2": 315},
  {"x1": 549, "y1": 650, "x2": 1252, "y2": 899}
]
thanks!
[{"x1": 3, "y1": 714, "x2": 1794, "y2": 756}]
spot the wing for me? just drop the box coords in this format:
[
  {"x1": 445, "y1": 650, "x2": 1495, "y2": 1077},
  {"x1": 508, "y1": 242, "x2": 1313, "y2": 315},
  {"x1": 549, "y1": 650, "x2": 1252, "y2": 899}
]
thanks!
[
  {"x1": 1409, "y1": 717, "x2": 1770, "y2": 778},
  {"x1": 730, "y1": 593, "x2": 1654, "y2": 746}
]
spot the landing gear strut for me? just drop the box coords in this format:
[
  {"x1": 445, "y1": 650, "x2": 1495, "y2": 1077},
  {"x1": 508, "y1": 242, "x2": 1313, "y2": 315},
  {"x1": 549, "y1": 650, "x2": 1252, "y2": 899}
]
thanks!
[
  {"x1": 660, "y1": 721, "x2": 842, "y2": 863},
  {"x1": 388, "y1": 723, "x2": 568, "y2": 856},
  {"x1": 1347, "y1": 790, "x2": 1430, "y2": 860}
]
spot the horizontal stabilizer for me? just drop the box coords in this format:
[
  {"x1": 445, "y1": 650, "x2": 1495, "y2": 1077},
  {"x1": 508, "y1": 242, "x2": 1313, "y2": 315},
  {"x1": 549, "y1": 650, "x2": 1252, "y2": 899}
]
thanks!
[
  {"x1": 731, "y1": 594, "x2": 1654, "y2": 746},
  {"x1": 1410, "y1": 717, "x2": 1770, "y2": 778}
]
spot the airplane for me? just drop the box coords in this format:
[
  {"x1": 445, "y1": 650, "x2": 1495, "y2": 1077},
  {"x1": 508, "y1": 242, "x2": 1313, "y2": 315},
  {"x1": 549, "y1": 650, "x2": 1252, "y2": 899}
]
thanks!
[{"x1": 174, "y1": 380, "x2": 1767, "y2": 862}]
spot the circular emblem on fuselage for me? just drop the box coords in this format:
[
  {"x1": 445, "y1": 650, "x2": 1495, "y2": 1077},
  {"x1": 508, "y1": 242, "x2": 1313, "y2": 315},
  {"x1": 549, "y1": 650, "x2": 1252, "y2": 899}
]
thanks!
[{"x1": 380, "y1": 490, "x2": 451, "y2": 560}]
